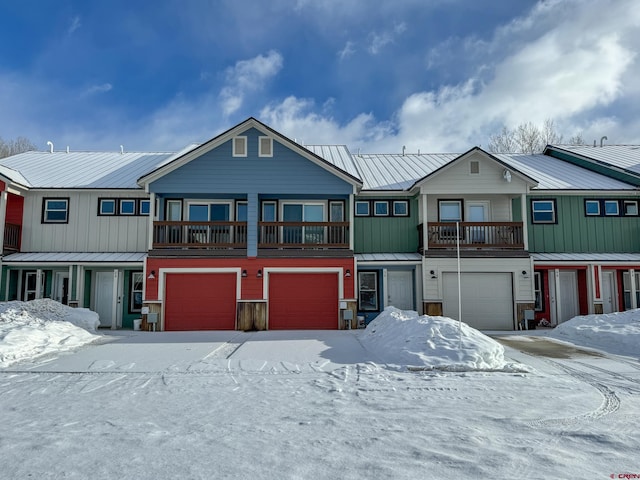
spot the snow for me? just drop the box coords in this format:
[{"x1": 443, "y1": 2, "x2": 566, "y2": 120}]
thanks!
[
  {"x1": 0, "y1": 299, "x2": 100, "y2": 368},
  {"x1": 549, "y1": 309, "x2": 640, "y2": 357},
  {"x1": 1, "y1": 301, "x2": 639, "y2": 479}
]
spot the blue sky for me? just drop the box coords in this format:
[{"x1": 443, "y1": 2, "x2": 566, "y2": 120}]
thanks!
[{"x1": 1, "y1": 0, "x2": 639, "y2": 153}]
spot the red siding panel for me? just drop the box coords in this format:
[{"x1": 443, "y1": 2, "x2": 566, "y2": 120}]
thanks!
[
  {"x1": 269, "y1": 273, "x2": 338, "y2": 329},
  {"x1": 165, "y1": 273, "x2": 236, "y2": 330}
]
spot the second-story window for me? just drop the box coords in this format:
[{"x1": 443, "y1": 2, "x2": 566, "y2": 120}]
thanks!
[
  {"x1": 120, "y1": 199, "x2": 136, "y2": 215},
  {"x1": 531, "y1": 199, "x2": 557, "y2": 224},
  {"x1": 355, "y1": 201, "x2": 370, "y2": 216},
  {"x1": 393, "y1": 200, "x2": 409, "y2": 216},
  {"x1": 439, "y1": 200, "x2": 462, "y2": 222},
  {"x1": 99, "y1": 199, "x2": 116, "y2": 215},
  {"x1": 42, "y1": 198, "x2": 69, "y2": 224}
]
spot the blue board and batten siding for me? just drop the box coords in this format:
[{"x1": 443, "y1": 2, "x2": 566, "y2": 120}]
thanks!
[
  {"x1": 148, "y1": 128, "x2": 354, "y2": 256},
  {"x1": 148, "y1": 129, "x2": 354, "y2": 195}
]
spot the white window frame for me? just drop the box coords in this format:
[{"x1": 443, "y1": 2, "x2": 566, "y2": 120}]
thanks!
[
  {"x1": 355, "y1": 201, "x2": 370, "y2": 216},
  {"x1": 373, "y1": 201, "x2": 389, "y2": 217},
  {"x1": 280, "y1": 201, "x2": 326, "y2": 245},
  {"x1": 604, "y1": 200, "x2": 619, "y2": 216},
  {"x1": 99, "y1": 198, "x2": 116, "y2": 216},
  {"x1": 130, "y1": 271, "x2": 144, "y2": 313},
  {"x1": 531, "y1": 199, "x2": 556, "y2": 224},
  {"x1": 392, "y1": 200, "x2": 409, "y2": 217},
  {"x1": 358, "y1": 271, "x2": 379, "y2": 311},
  {"x1": 534, "y1": 272, "x2": 543, "y2": 311},
  {"x1": 186, "y1": 200, "x2": 234, "y2": 221},
  {"x1": 623, "y1": 200, "x2": 638, "y2": 216},
  {"x1": 139, "y1": 199, "x2": 151, "y2": 216},
  {"x1": 43, "y1": 198, "x2": 69, "y2": 223},
  {"x1": 119, "y1": 199, "x2": 136, "y2": 216},
  {"x1": 585, "y1": 200, "x2": 600, "y2": 216},
  {"x1": 233, "y1": 136, "x2": 247, "y2": 157},
  {"x1": 259, "y1": 136, "x2": 273, "y2": 157},
  {"x1": 166, "y1": 199, "x2": 183, "y2": 221},
  {"x1": 438, "y1": 200, "x2": 463, "y2": 222},
  {"x1": 261, "y1": 201, "x2": 277, "y2": 221}
]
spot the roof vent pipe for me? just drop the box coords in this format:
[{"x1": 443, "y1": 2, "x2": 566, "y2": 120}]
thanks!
[
  {"x1": 46, "y1": 141, "x2": 54, "y2": 153},
  {"x1": 402, "y1": 145, "x2": 406, "y2": 156},
  {"x1": 120, "y1": 145, "x2": 124, "y2": 154},
  {"x1": 418, "y1": 148, "x2": 421, "y2": 155},
  {"x1": 66, "y1": 146, "x2": 69, "y2": 153},
  {"x1": 600, "y1": 136, "x2": 608, "y2": 147},
  {"x1": 593, "y1": 140, "x2": 597, "y2": 147}
]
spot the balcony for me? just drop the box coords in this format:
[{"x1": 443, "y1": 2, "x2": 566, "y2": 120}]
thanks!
[
  {"x1": 259, "y1": 221, "x2": 349, "y2": 249},
  {"x1": 420, "y1": 222, "x2": 524, "y2": 250},
  {"x1": 3, "y1": 223, "x2": 21, "y2": 253},
  {"x1": 152, "y1": 221, "x2": 247, "y2": 249}
]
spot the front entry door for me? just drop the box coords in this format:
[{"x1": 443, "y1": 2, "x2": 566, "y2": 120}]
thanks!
[
  {"x1": 94, "y1": 271, "x2": 122, "y2": 328},
  {"x1": 601, "y1": 270, "x2": 616, "y2": 314},
  {"x1": 558, "y1": 270, "x2": 579, "y2": 323},
  {"x1": 387, "y1": 270, "x2": 414, "y2": 311},
  {"x1": 467, "y1": 202, "x2": 489, "y2": 243}
]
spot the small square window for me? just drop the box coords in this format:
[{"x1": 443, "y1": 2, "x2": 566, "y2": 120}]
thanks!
[
  {"x1": 259, "y1": 136, "x2": 273, "y2": 157},
  {"x1": 623, "y1": 200, "x2": 638, "y2": 216},
  {"x1": 43, "y1": 198, "x2": 69, "y2": 223},
  {"x1": 139, "y1": 199, "x2": 150, "y2": 215},
  {"x1": 233, "y1": 136, "x2": 247, "y2": 157},
  {"x1": 120, "y1": 199, "x2": 136, "y2": 215},
  {"x1": 531, "y1": 200, "x2": 556, "y2": 224},
  {"x1": 392, "y1": 200, "x2": 409, "y2": 216},
  {"x1": 355, "y1": 201, "x2": 370, "y2": 216},
  {"x1": 469, "y1": 161, "x2": 480, "y2": 174},
  {"x1": 585, "y1": 200, "x2": 600, "y2": 216},
  {"x1": 604, "y1": 200, "x2": 619, "y2": 216},
  {"x1": 374, "y1": 201, "x2": 389, "y2": 216},
  {"x1": 99, "y1": 199, "x2": 116, "y2": 215}
]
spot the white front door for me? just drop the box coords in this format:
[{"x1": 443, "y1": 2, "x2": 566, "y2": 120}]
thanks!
[
  {"x1": 94, "y1": 271, "x2": 122, "y2": 328},
  {"x1": 601, "y1": 270, "x2": 616, "y2": 314},
  {"x1": 558, "y1": 270, "x2": 579, "y2": 323},
  {"x1": 387, "y1": 270, "x2": 414, "y2": 311}
]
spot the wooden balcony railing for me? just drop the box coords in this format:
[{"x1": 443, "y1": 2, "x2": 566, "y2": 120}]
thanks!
[
  {"x1": 423, "y1": 222, "x2": 524, "y2": 249},
  {"x1": 3, "y1": 223, "x2": 21, "y2": 252},
  {"x1": 259, "y1": 221, "x2": 349, "y2": 248},
  {"x1": 153, "y1": 221, "x2": 247, "y2": 248}
]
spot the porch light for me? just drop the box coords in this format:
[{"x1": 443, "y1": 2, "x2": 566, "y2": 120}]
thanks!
[
  {"x1": 257, "y1": 269, "x2": 263, "y2": 278},
  {"x1": 242, "y1": 269, "x2": 248, "y2": 278},
  {"x1": 521, "y1": 270, "x2": 529, "y2": 278},
  {"x1": 430, "y1": 270, "x2": 437, "y2": 279},
  {"x1": 345, "y1": 269, "x2": 351, "y2": 277},
  {"x1": 147, "y1": 270, "x2": 156, "y2": 280}
]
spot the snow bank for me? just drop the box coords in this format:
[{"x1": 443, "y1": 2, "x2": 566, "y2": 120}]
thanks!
[
  {"x1": 0, "y1": 299, "x2": 100, "y2": 368},
  {"x1": 359, "y1": 307, "x2": 520, "y2": 371},
  {"x1": 549, "y1": 309, "x2": 640, "y2": 357}
]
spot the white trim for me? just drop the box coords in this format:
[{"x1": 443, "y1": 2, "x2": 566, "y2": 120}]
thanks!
[
  {"x1": 258, "y1": 136, "x2": 273, "y2": 157},
  {"x1": 262, "y1": 267, "x2": 345, "y2": 299},
  {"x1": 148, "y1": 192, "x2": 155, "y2": 250},
  {"x1": 348, "y1": 194, "x2": 355, "y2": 250},
  {"x1": 232, "y1": 136, "x2": 247, "y2": 157},
  {"x1": 119, "y1": 198, "x2": 136, "y2": 215},
  {"x1": 373, "y1": 200, "x2": 389, "y2": 216},
  {"x1": 186, "y1": 200, "x2": 233, "y2": 220},
  {"x1": 158, "y1": 268, "x2": 242, "y2": 302}
]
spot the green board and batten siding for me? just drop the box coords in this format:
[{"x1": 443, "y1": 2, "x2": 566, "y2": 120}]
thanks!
[
  {"x1": 354, "y1": 197, "x2": 420, "y2": 253},
  {"x1": 514, "y1": 196, "x2": 640, "y2": 253}
]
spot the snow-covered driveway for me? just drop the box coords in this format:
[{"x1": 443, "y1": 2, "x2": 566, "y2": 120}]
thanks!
[{"x1": 1, "y1": 329, "x2": 639, "y2": 479}]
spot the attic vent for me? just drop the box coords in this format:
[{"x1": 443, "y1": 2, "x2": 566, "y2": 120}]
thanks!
[
  {"x1": 259, "y1": 136, "x2": 273, "y2": 157},
  {"x1": 470, "y1": 161, "x2": 480, "y2": 175},
  {"x1": 233, "y1": 136, "x2": 247, "y2": 157}
]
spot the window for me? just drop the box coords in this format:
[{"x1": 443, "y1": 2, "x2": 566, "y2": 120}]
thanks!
[
  {"x1": 585, "y1": 200, "x2": 600, "y2": 216},
  {"x1": 469, "y1": 161, "x2": 480, "y2": 174},
  {"x1": 233, "y1": 136, "x2": 247, "y2": 157},
  {"x1": 281, "y1": 202, "x2": 325, "y2": 244},
  {"x1": 604, "y1": 200, "x2": 619, "y2": 216},
  {"x1": 166, "y1": 200, "x2": 182, "y2": 221},
  {"x1": 99, "y1": 199, "x2": 116, "y2": 215},
  {"x1": 139, "y1": 199, "x2": 151, "y2": 215},
  {"x1": 130, "y1": 272, "x2": 143, "y2": 313},
  {"x1": 119, "y1": 199, "x2": 136, "y2": 215},
  {"x1": 355, "y1": 201, "x2": 370, "y2": 216},
  {"x1": 42, "y1": 198, "x2": 69, "y2": 223},
  {"x1": 374, "y1": 201, "x2": 389, "y2": 216},
  {"x1": 393, "y1": 200, "x2": 409, "y2": 216},
  {"x1": 358, "y1": 271, "x2": 379, "y2": 311},
  {"x1": 262, "y1": 201, "x2": 277, "y2": 221},
  {"x1": 439, "y1": 200, "x2": 462, "y2": 222},
  {"x1": 531, "y1": 199, "x2": 556, "y2": 224},
  {"x1": 259, "y1": 136, "x2": 273, "y2": 157},
  {"x1": 534, "y1": 272, "x2": 543, "y2": 311},
  {"x1": 623, "y1": 200, "x2": 638, "y2": 216}
]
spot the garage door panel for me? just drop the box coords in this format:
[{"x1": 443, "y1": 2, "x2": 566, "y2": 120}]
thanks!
[
  {"x1": 269, "y1": 273, "x2": 338, "y2": 329},
  {"x1": 443, "y1": 273, "x2": 513, "y2": 330},
  {"x1": 165, "y1": 273, "x2": 236, "y2": 331}
]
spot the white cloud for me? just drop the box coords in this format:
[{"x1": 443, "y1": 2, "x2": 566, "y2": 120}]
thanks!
[
  {"x1": 219, "y1": 50, "x2": 284, "y2": 116},
  {"x1": 68, "y1": 15, "x2": 81, "y2": 35},
  {"x1": 368, "y1": 22, "x2": 407, "y2": 55},
  {"x1": 83, "y1": 83, "x2": 113, "y2": 96},
  {"x1": 338, "y1": 41, "x2": 356, "y2": 60}
]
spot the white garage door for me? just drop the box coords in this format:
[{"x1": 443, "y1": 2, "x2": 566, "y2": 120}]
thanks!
[{"x1": 443, "y1": 272, "x2": 514, "y2": 330}]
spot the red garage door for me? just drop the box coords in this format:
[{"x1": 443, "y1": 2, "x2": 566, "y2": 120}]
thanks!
[
  {"x1": 269, "y1": 273, "x2": 338, "y2": 329},
  {"x1": 165, "y1": 273, "x2": 236, "y2": 330}
]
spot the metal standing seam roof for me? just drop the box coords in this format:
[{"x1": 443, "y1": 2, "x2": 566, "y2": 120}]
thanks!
[
  {"x1": 494, "y1": 154, "x2": 638, "y2": 190},
  {"x1": 550, "y1": 145, "x2": 640, "y2": 176},
  {"x1": 1, "y1": 252, "x2": 147, "y2": 263},
  {"x1": 303, "y1": 145, "x2": 362, "y2": 180},
  {"x1": 532, "y1": 253, "x2": 640, "y2": 262},
  {"x1": 356, "y1": 253, "x2": 423, "y2": 262},
  {"x1": 0, "y1": 151, "x2": 174, "y2": 189}
]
